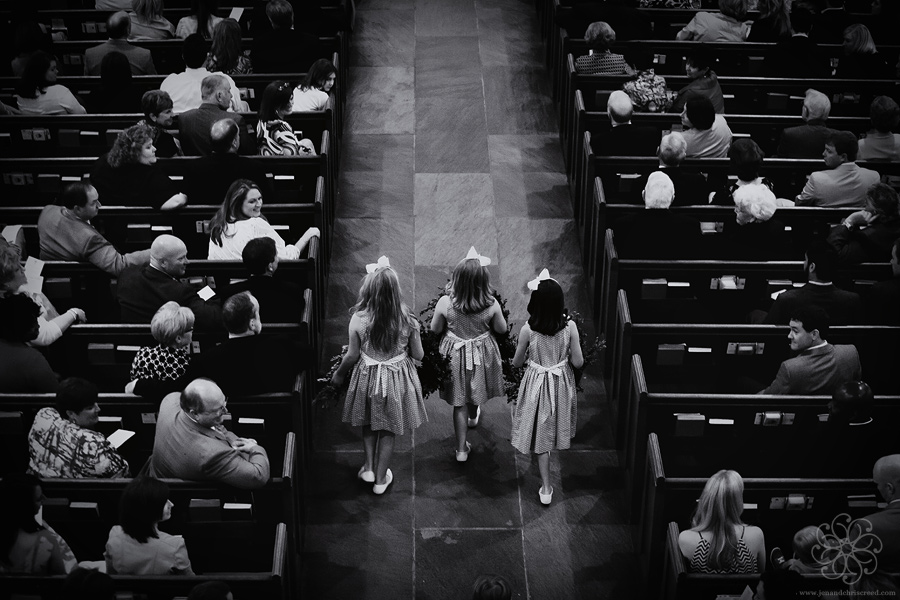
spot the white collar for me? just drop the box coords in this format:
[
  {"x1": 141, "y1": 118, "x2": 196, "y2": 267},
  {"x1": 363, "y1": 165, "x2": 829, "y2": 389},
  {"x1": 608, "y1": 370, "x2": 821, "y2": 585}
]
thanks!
[{"x1": 807, "y1": 280, "x2": 832, "y2": 286}]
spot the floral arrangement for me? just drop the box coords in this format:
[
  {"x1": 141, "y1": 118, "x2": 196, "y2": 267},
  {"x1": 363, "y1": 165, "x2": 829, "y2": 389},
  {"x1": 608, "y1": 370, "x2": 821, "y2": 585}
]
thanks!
[
  {"x1": 417, "y1": 293, "x2": 452, "y2": 399},
  {"x1": 566, "y1": 309, "x2": 606, "y2": 392},
  {"x1": 314, "y1": 347, "x2": 345, "y2": 409},
  {"x1": 493, "y1": 293, "x2": 523, "y2": 403}
]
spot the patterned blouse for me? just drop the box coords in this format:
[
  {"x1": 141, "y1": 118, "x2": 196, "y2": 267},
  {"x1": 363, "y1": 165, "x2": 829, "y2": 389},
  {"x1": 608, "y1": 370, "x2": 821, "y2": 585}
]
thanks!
[
  {"x1": 623, "y1": 69, "x2": 676, "y2": 113},
  {"x1": 688, "y1": 528, "x2": 758, "y2": 574},
  {"x1": 203, "y1": 52, "x2": 253, "y2": 76},
  {"x1": 574, "y1": 51, "x2": 634, "y2": 75},
  {"x1": 130, "y1": 344, "x2": 191, "y2": 383},
  {"x1": 257, "y1": 120, "x2": 315, "y2": 156},
  {"x1": 28, "y1": 407, "x2": 130, "y2": 478}
]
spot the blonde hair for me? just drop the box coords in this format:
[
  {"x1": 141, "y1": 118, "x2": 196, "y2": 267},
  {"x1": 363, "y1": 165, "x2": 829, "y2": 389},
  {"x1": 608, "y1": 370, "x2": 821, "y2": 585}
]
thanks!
[
  {"x1": 447, "y1": 258, "x2": 495, "y2": 314},
  {"x1": 353, "y1": 266, "x2": 412, "y2": 354},
  {"x1": 150, "y1": 301, "x2": 195, "y2": 347},
  {"x1": 843, "y1": 24, "x2": 877, "y2": 55},
  {"x1": 691, "y1": 470, "x2": 746, "y2": 571}
]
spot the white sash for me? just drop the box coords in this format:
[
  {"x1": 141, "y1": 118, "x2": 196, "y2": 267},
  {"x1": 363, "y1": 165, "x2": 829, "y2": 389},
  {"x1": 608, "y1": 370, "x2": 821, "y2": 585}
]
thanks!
[
  {"x1": 446, "y1": 330, "x2": 492, "y2": 371},
  {"x1": 526, "y1": 359, "x2": 568, "y2": 423},
  {"x1": 361, "y1": 351, "x2": 408, "y2": 397}
]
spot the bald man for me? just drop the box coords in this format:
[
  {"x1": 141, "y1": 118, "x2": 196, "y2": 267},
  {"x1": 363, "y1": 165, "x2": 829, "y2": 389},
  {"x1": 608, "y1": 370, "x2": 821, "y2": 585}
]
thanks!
[
  {"x1": 116, "y1": 235, "x2": 223, "y2": 330},
  {"x1": 849, "y1": 455, "x2": 900, "y2": 589},
  {"x1": 84, "y1": 11, "x2": 156, "y2": 76},
  {"x1": 595, "y1": 90, "x2": 659, "y2": 157},
  {"x1": 179, "y1": 75, "x2": 256, "y2": 156}
]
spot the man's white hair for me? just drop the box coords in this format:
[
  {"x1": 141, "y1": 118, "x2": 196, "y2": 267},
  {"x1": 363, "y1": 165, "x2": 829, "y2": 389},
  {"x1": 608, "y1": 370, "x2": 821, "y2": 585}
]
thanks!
[{"x1": 644, "y1": 171, "x2": 675, "y2": 209}]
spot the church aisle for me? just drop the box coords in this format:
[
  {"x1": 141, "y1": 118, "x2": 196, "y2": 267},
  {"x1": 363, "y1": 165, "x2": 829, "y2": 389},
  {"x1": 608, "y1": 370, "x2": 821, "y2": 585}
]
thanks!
[{"x1": 303, "y1": 0, "x2": 639, "y2": 597}]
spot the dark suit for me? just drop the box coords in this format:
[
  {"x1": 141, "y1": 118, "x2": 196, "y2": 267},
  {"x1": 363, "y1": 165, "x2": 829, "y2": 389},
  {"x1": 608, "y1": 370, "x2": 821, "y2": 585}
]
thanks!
[
  {"x1": 827, "y1": 218, "x2": 900, "y2": 264},
  {"x1": 868, "y1": 278, "x2": 900, "y2": 325},
  {"x1": 810, "y1": 7, "x2": 856, "y2": 45},
  {"x1": 661, "y1": 166, "x2": 708, "y2": 206},
  {"x1": 221, "y1": 275, "x2": 305, "y2": 324},
  {"x1": 777, "y1": 121, "x2": 836, "y2": 159},
  {"x1": 556, "y1": 2, "x2": 651, "y2": 40},
  {"x1": 720, "y1": 215, "x2": 793, "y2": 261},
  {"x1": 762, "y1": 343, "x2": 861, "y2": 394},
  {"x1": 178, "y1": 103, "x2": 256, "y2": 156},
  {"x1": 613, "y1": 209, "x2": 702, "y2": 259},
  {"x1": 116, "y1": 265, "x2": 223, "y2": 331},
  {"x1": 594, "y1": 124, "x2": 659, "y2": 157},
  {"x1": 251, "y1": 28, "x2": 322, "y2": 74},
  {"x1": 190, "y1": 334, "x2": 309, "y2": 397},
  {"x1": 83, "y1": 39, "x2": 156, "y2": 76},
  {"x1": 184, "y1": 153, "x2": 274, "y2": 206},
  {"x1": 764, "y1": 282, "x2": 864, "y2": 325},
  {"x1": 149, "y1": 393, "x2": 270, "y2": 489},
  {"x1": 764, "y1": 35, "x2": 828, "y2": 79},
  {"x1": 852, "y1": 503, "x2": 900, "y2": 590}
]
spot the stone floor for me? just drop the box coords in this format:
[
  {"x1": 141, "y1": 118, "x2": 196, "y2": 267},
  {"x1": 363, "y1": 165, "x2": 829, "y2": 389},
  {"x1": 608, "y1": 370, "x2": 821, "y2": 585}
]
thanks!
[{"x1": 301, "y1": 0, "x2": 640, "y2": 597}]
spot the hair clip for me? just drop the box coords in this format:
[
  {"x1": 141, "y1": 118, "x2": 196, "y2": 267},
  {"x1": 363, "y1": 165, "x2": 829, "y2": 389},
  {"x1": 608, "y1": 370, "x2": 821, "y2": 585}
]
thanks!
[
  {"x1": 465, "y1": 246, "x2": 491, "y2": 267},
  {"x1": 366, "y1": 255, "x2": 390, "y2": 273},
  {"x1": 527, "y1": 268, "x2": 553, "y2": 291}
]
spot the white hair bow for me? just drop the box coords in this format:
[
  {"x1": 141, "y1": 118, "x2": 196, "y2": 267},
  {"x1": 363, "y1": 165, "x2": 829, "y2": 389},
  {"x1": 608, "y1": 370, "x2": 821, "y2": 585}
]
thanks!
[
  {"x1": 465, "y1": 246, "x2": 491, "y2": 266},
  {"x1": 527, "y1": 268, "x2": 552, "y2": 290},
  {"x1": 366, "y1": 255, "x2": 390, "y2": 273}
]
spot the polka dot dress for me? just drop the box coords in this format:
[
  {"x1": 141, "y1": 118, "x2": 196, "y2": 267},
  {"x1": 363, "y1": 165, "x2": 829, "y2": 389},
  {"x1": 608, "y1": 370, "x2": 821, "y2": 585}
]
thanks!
[
  {"x1": 510, "y1": 324, "x2": 577, "y2": 455},
  {"x1": 342, "y1": 313, "x2": 428, "y2": 435},
  {"x1": 130, "y1": 344, "x2": 191, "y2": 382},
  {"x1": 438, "y1": 302, "x2": 505, "y2": 407}
]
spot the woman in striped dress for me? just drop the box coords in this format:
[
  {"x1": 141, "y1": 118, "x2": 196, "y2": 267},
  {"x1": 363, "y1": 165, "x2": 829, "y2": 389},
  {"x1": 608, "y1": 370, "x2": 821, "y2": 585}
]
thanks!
[
  {"x1": 256, "y1": 81, "x2": 316, "y2": 157},
  {"x1": 332, "y1": 257, "x2": 427, "y2": 495},
  {"x1": 511, "y1": 270, "x2": 583, "y2": 505}
]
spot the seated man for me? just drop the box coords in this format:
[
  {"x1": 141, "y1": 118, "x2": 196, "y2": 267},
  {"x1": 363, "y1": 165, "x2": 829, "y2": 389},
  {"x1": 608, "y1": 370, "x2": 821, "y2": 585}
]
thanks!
[
  {"x1": 681, "y1": 95, "x2": 732, "y2": 159},
  {"x1": 594, "y1": 91, "x2": 658, "y2": 157},
  {"x1": 657, "y1": 131, "x2": 708, "y2": 206},
  {"x1": 221, "y1": 237, "x2": 305, "y2": 323},
  {"x1": 0, "y1": 294, "x2": 59, "y2": 393},
  {"x1": 764, "y1": 7, "x2": 828, "y2": 79},
  {"x1": 84, "y1": 11, "x2": 156, "y2": 76},
  {"x1": 28, "y1": 377, "x2": 130, "y2": 478},
  {"x1": 828, "y1": 182, "x2": 900, "y2": 264},
  {"x1": 160, "y1": 34, "x2": 245, "y2": 115},
  {"x1": 795, "y1": 131, "x2": 880, "y2": 208},
  {"x1": 116, "y1": 235, "x2": 222, "y2": 330},
  {"x1": 184, "y1": 119, "x2": 273, "y2": 205},
  {"x1": 761, "y1": 305, "x2": 861, "y2": 395},
  {"x1": 149, "y1": 378, "x2": 270, "y2": 489},
  {"x1": 38, "y1": 182, "x2": 151, "y2": 276},
  {"x1": 614, "y1": 171, "x2": 701, "y2": 259},
  {"x1": 251, "y1": 0, "x2": 321, "y2": 73},
  {"x1": 764, "y1": 241, "x2": 864, "y2": 325},
  {"x1": 574, "y1": 21, "x2": 633, "y2": 75},
  {"x1": 849, "y1": 454, "x2": 900, "y2": 591},
  {"x1": 178, "y1": 75, "x2": 255, "y2": 156},
  {"x1": 190, "y1": 291, "x2": 308, "y2": 396},
  {"x1": 777, "y1": 89, "x2": 837, "y2": 159},
  {"x1": 867, "y1": 237, "x2": 900, "y2": 325}
]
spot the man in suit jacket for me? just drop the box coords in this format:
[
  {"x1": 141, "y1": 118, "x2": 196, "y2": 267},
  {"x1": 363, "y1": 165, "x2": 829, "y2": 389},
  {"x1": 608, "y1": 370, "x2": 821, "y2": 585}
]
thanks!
[
  {"x1": 84, "y1": 12, "x2": 156, "y2": 76},
  {"x1": 614, "y1": 171, "x2": 702, "y2": 259},
  {"x1": 221, "y1": 237, "x2": 305, "y2": 323},
  {"x1": 777, "y1": 89, "x2": 837, "y2": 158},
  {"x1": 251, "y1": 0, "x2": 322, "y2": 74},
  {"x1": 657, "y1": 131, "x2": 708, "y2": 206},
  {"x1": 795, "y1": 131, "x2": 881, "y2": 208},
  {"x1": 594, "y1": 91, "x2": 658, "y2": 157},
  {"x1": 764, "y1": 7, "x2": 828, "y2": 79},
  {"x1": 849, "y1": 454, "x2": 900, "y2": 590},
  {"x1": 116, "y1": 235, "x2": 223, "y2": 330},
  {"x1": 765, "y1": 241, "x2": 864, "y2": 325},
  {"x1": 761, "y1": 305, "x2": 861, "y2": 394},
  {"x1": 868, "y1": 238, "x2": 900, "y2": 325},
  {"x1": 178, "y1": 75, "x2": 256, "y2": 156},
  {"x1": 149, "y1": 378, "x2": 270, "y2": 489},
  {"x1": 810, "y1": 0, "x2": 856, "y2": 45}
]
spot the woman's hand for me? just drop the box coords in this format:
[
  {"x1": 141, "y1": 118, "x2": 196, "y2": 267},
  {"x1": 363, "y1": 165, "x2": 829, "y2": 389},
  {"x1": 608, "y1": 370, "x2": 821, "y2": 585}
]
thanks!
[{"x1": 68, "y1": 308, "x2": 86, "y2": 324}]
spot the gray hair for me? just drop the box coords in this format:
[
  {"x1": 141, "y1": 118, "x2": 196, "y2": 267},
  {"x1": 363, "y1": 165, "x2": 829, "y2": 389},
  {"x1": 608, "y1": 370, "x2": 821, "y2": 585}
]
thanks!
[
  {"x1": 644, "y1": 171, "x2": 675, "y2": 209},
  {"x1": 585, "y1": 21, "x2": 616, "y2": 51},
  {"x1": 658, "y1": 132, "x2": 687, "y2": 166},
  {"x1": 150, "y1": 301, "x2": 195, "y2": 347}
]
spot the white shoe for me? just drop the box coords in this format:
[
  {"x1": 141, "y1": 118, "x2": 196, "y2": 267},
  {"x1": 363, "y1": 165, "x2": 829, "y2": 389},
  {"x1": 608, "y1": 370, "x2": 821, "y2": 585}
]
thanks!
[
  {"x1": 357, "y1": 466, "x2": 375, "y2": 483},
  {"x1": 539, "y1": 486, "x2": 553, "y2": 505},
  {"x1": 467, "y1": 406, "x2": 481, "y2": 428},
  {"x1": 373, "y1": 469, "x2": 393, "y2": 495},
  {"x1": 456, "y1": 441, "x2": 472, "y2": 462}
]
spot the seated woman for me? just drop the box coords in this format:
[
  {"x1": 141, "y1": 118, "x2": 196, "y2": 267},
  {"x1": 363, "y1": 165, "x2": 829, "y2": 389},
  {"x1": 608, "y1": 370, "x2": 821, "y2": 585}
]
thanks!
[
  {"x1": 0, "y1": 241, "x2": 86, "y2": 347},
  {"x1": 203, "y1": 18, "x2": 252, "y2": 75},
  {"x1": 207, "y1": 179, "x2": 320, "y2": 260},
  {"x1": 836, "y1": 24, "x2": 893, "y2": 79},
  {"x1": 0, "y1": 473, "x2": 77, "y2": 574},
  {"x1": 258, "y1": 80, "x2": 316, "y2": 156},
  {"x1": 671, "y1": 47, "x2": 725, "y2": 115},
  {"x1": 105, "y1": 476, "x2": 194, "y2": 575},
  {"x1": 858, "y1": 95, "x2": 900, "y2": 162},
  {"x1": 85, "y1": 51, "x2": 142, "y2": 114},
  {"x1": 291, "y1": 58, "x2": 337, "y2": 112},
  {"x1": 622, "y1": 49, "x2": 675, "y2": 113},
  {"x1": 574, "y1": 21, "x2": 633, "y2": 75},
  {"x1": 90, "y1": 123, "x2": 188, "y2": 211},
  {"x1": 710, "y1": 138, "x2": 775, "y2": 205},
  {"x1": 129, "y1": 0, "x2": 175, "y2": 41},
  {"x1": 678, "y1": 469, "x2": 766, "y2": 574},
  {"x1": 138, "y1": 90, "x2": 181, "y2": 158},
  {"x1": 676, "y1": 0, "x2": 750, "y2": 42},
  {"x1": 175, "y1": 0, "x2": 222, "y2": 39},
  {"x1": 721, "y1": 183, "x2": 791, "y2": 260},
  {"x1": 14, "y1": 51, "x2": 86, "y2": 115},
  {"x1": 0, "y1": 294, "x2": 59, "y2": 393},
  {"x1": 126, "y1": 302, "x2": 195, "y2": 397},
  {"x1": 747, "y1": 0, "x2": 791, "y2": 43}
]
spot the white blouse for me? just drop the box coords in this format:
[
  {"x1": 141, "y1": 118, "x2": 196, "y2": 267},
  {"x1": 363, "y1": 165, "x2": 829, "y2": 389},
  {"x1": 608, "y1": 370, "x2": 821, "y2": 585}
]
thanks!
[
  {"x1": 207, "y1": 217, "x2": 301, "y2": 260},
  {"x1": 16, "y1": 85, "x2": 86, "y2": 115},
  {"x1": 291, "y1": 87, "x2": 329, "y2": 112}
]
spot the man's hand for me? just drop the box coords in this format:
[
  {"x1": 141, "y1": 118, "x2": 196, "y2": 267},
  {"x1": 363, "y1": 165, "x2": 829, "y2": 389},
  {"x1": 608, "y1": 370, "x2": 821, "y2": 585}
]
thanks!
[{"x1": 231, "y1": 437, "x2": 259, "y2": 452}]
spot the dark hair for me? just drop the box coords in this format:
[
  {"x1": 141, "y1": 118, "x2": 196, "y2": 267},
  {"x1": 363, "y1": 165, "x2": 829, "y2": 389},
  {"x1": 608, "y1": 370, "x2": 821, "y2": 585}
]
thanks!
[
  {"x1": 62, "y1": 567, "x2": 116, "y2": 600},
  {"x1": 806, "y1": 239, "x2": 838, "y2": 281},
  {"x1": 107, "y1": 123, "x2": 153, "y2": 168},
  {"x1": 223, "y1": 291, "x2": 256, "y2": 334},
  {"x1": 0, "y1": 473, "x2": 44, "y2": 563},
  {"x1": 56, "y1": 377, "x2": 99, "y2": 418},
  {"x1": 527, "y1": 279, "x2": 566, "y2": 335},
  {"x1": 789, "y1": 304, "x2": 830, "y2": 341},
  {"x1": 259, "y1": 80, "x2": 294, "y2": 122},
  {"x1": 100, "y1": 51, "x2": 134, "y2": 93},
  {"x1": 207, "y1": 18, "x2": 243, "y2": 73},
  {"x1": 61, "y1": 181, "x2": 95, "y2": 210},
  {"x1": 191, "y1": 0, "x2": 220, "y2": 40},
  {"x1": 830, "y1": 380, "x2": 874, "y2": 424},
  {"x1": 626, "y1": 48, "x2": 655, "y2": 72},
  {"x1": 866, "y1": 182, "x2": 900, "y2": 218},
  {"x1": 790, "y1": 6, "x2": 813, "y2": 34},
  {"x1": 472, "y1": 574, "x2": 512, "y2": 600},
  {"x1": 685, "y1": 95, "x2": 716, "y2": 130},
  {"x1": 266, "y1": 0, "x2": 293, "y2": 30},
  {"x1": 242, "y1": 237, "x2": 277, "y2": 276},
  {"x1": 301, "y1": 59, "x2": 336, "y2": 92},
  {"x1": 188, "y1": 581, "x2": 232, "y2": 600},
  {"x1": 182, "y1": 33, "x2": 210, "y2": 68},
  {"x1": 685, "y1": 46, "x2": 714, "y2": 72},
  {"x1": 870, "y1": 96, "x2": 900, "y2": 134},
  {"x1": 210, "y1": 118, "x2": 239, "y2": 154},
  {"x1": 15, "y1": 50, "x2": 54, "y2": 99},
  {"x1": 826, "y1": 130, "x2": 859, "y2": 162},
  {"x1": 0, "y1": 293, "x2": 41, "y2": 342},
  {"x1": 209, "y1": 179, "x2": 262, "y2": 247},
  {"x1": 119, "y1": 477, "x2": 169, "y2": 544},
  {"x1": 728, "y1": 138, "x2": 765, "y2": 182},
  {"x1": 142, "y1": 89, "x2": 174, "y2": 119}
]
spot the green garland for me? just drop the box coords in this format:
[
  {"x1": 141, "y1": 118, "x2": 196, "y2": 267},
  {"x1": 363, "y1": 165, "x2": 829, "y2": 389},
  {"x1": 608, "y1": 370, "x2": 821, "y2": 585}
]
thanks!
[{"x1": 566, "y1": 309, "x2": 606, "y2": 392}]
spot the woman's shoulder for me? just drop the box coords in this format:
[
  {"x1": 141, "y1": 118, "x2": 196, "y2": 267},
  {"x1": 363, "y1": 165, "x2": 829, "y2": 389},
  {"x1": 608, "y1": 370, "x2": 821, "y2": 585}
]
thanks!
[
  {"x1": 741, "y1": 524, "x2": 765, "y2": 543},
  {"x1": 155, "y1": 530, "x2": 186, "y2": 549},
  {"x1": 678, "y1": 529, "x2": 702, "y2": 554}
]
